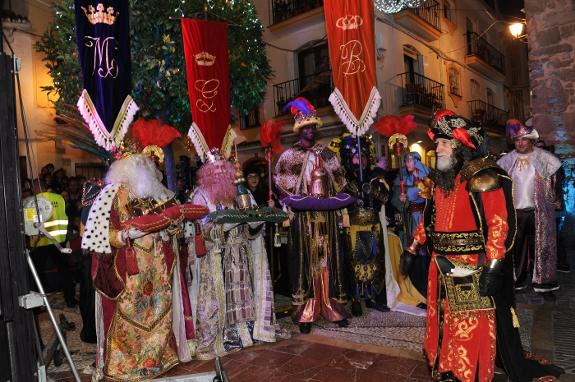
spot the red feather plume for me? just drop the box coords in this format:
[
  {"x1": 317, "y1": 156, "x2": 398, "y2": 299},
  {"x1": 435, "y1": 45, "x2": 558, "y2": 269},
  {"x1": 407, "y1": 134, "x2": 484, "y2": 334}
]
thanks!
[
  {"x1": 373, "y1": 114, "x2": 417, "y2": 138},
  {"x1": 131, "y1": 118, "x2": 181, "y2": 148},
  {"x1": 260, "y1": 120, "x2": 284, "y2": 155},
  {"x1": 432, "y1": 109, "x2": 456, "y2": 125}
]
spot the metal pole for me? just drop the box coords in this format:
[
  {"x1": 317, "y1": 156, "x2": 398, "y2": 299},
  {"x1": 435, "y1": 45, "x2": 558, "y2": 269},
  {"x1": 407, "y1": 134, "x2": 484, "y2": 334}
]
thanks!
[
  {"x1": 26, "y1": 252, "x2": 81, "y2": 382},
  {"x1": 356, "y1": 135, "x2": 364, "y2": 183}
]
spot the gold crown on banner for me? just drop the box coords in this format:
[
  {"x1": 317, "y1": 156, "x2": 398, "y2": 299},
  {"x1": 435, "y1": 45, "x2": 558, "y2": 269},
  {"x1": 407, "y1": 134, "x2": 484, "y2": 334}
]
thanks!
[
  {"x1": 335, "y1": 15, "x2": 363, "y2": 30},
  {"x1": 194, "y1": 51, "x2": 216, "y2": 67},
  {"x1": 81, "y1": 3, "x2": 119, "y2": 25}
]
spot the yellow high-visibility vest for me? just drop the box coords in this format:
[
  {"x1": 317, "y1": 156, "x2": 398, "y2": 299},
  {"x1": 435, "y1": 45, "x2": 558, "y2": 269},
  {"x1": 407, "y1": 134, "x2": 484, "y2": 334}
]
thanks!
[{"x1": 35, "y1": 192, "x2": 68, "y2": 247}]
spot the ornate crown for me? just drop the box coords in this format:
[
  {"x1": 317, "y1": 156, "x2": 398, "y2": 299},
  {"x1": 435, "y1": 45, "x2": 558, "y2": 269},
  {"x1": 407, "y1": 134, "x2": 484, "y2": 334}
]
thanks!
[
  {"x1": 194, "y1": 51, "x2": 216, "y2": 67},
  {"x1": 111, "y1": 140, "x2": 140, "y2": 160},
  {"x1": 205, "y1": 148, "x2": 224, "y2": 163},
  {"x1": 336, "y1": 15, "x2": 363, "y2": 30},
  {"x1": 81, "y1": 3, "x2": 118, "y2": 25}
]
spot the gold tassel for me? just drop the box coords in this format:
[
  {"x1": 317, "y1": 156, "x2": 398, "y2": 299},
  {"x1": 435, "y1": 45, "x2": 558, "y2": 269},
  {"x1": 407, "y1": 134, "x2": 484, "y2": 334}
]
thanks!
[{"x1": 510, "y1": 307, "x2": 520, "y2": 328}]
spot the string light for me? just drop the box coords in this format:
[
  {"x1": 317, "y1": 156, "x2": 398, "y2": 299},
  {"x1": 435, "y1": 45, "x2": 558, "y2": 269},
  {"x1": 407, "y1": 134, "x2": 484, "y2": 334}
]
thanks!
[{"x1": 374, "y1": 0, "x2": 428, "y2": 13}]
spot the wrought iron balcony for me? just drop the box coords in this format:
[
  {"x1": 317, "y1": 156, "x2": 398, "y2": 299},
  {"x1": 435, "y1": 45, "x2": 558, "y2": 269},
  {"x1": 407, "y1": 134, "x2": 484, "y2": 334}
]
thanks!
[
  {"x1": 407, "y1": 0, "x2": 440, "y2": 31},
  {"x1": 394, "y1": 0, "x2": 441, "y2": 41},
  {"x1": 270, "y1": 0, "x2": 324, "y2": 26},
  {"x1": 396, "y1": 72, "x2": 444, "y2": 112},
  {"x1": 468, "y1": 99, "x2": 508, "y2": 131},
  {"x1": 272, "y1": 70, "x2": 333, "y2": 116},
  {"x1": 465, "y1": 32, "x2": 506, "y2": 79}
]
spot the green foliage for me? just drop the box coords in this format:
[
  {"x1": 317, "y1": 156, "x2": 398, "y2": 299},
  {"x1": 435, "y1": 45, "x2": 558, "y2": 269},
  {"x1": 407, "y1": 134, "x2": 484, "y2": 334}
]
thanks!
[
  {"x1": 35, "y1": 0, "x2": 81, "y2": 115},
  {"x1": 36, "y1": 0, "x2": 272, "y2": 133}
]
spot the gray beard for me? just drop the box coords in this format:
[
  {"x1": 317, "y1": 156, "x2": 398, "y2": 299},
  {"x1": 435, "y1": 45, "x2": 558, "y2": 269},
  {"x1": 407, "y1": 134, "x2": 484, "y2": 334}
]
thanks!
[
  {"x1": 436, "y1": 155, "x2": 453, "y2": 171},
  {"x1": 432, "y1": 155, "x2": 460, "y2": 193}
]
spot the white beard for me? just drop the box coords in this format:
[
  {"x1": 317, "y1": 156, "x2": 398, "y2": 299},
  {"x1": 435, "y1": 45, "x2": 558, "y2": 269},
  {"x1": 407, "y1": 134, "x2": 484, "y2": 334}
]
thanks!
[
  {"x1": 131, "y1": 164, "x2": 172, "y2": 201},
  {"x1": 106, "y1": 154, "x2": 175, "y2": 202},
  {"x1": 436, "y1": 155, "x2": 454, "y2": 172}
]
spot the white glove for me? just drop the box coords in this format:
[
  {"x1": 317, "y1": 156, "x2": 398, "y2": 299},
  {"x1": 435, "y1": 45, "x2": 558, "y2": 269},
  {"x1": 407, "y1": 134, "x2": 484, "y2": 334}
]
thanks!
[{"x1": 122, "y1": 228, "x2": 147, "y2": 241}]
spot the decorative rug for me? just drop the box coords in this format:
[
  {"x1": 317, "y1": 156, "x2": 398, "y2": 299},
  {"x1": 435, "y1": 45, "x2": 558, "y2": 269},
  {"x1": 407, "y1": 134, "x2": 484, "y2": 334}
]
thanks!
[{"x1": 278, "y1": 305, "x2": 427, "y2": 353}]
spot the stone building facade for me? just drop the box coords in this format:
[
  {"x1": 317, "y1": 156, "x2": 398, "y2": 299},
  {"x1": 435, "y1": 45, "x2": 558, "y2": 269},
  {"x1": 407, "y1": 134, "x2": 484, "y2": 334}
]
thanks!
[
  {"x1": 525, "y1": 0, "x2": 575, "y2": 218},
  {"x1": 525, "y1": 0, "x2": 575, "y2": 157}
]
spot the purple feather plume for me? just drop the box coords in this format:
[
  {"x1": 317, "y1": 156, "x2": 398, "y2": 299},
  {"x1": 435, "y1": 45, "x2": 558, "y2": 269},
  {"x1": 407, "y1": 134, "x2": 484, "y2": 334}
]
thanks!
[{"x1": 284, "y1": 97, "x2": 315, "y2": 116}]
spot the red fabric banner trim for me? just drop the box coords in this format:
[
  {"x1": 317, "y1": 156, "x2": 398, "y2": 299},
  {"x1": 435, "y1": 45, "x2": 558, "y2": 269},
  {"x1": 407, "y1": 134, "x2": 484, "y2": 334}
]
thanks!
[
  {"x1": 181, "y1": 19, "x2": 230, "y2": 150},
  {"x1": 324, "y1": 0, "x2": 380, "y2": 136}
]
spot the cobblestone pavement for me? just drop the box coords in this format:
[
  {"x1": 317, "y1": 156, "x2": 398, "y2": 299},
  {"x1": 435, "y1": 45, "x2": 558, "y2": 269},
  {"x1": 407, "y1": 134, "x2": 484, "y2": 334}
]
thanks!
[{"x1": 514, "y1": 265, "x2": 575, "y2": 381}]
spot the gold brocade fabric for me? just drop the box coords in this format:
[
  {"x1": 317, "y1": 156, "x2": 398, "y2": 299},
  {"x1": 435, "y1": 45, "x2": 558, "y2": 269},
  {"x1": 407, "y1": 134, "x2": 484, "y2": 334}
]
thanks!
[{"x1": 104, "y1": 189, "x2": 178, "y2": 381}]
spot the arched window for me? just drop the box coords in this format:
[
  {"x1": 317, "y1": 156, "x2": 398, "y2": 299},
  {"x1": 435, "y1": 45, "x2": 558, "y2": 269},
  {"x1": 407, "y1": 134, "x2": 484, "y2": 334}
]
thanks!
[{"x1": 403, "y1": 44, "x2": 423, "y2": 83}]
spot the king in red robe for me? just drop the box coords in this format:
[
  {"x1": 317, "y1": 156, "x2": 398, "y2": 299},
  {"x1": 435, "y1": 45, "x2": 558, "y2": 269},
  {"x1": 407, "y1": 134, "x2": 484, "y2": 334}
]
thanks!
[{"x1": 400, "y1": 111, "x2": 563, "y2": 382}]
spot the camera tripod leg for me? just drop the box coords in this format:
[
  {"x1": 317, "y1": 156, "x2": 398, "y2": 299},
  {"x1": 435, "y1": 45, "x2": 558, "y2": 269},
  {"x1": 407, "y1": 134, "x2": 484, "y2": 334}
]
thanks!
[{"x1": 26, "y1": 251, "x2": 81, "y2": 382}]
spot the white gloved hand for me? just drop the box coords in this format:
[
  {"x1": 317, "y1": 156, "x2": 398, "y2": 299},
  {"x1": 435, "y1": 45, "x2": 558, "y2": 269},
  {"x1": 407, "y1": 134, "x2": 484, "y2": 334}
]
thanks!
[{"x1": 123, "y1": 228, "x2": 147, "y2": 241}]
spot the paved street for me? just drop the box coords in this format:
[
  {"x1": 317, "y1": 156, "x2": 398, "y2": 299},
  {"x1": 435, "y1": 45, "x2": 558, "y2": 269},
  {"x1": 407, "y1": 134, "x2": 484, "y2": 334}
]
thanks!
[
  {"x1": 46, "y1": 217, "x2": 575, "y2": 382},
  {"x1": 46, "y1": 264, "x2": 575, "y2": 381}
]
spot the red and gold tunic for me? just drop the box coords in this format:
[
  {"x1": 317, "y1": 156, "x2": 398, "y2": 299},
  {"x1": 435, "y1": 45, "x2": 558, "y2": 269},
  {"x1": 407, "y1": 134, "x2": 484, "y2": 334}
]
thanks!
[
  {"x1": 90, "y1": 187, "x2": 195, "y2": 381},
  {"x1": 413, "y1": 174, "x2": 509, "y2": 382}
]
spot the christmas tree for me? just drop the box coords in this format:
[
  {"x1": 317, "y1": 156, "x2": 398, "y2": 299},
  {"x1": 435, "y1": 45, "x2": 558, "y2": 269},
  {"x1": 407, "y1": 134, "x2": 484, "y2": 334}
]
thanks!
[{"x1": 36, "y1": 0, "x2": 272, "y2": 133}]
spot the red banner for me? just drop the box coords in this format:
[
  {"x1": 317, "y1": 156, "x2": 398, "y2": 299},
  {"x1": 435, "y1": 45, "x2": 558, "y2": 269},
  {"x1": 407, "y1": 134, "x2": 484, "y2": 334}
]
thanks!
[
  {"x1": 324, "y1": 0, "x2": 381, "y2": 136},
  {"x1": 181, "y1": 19, "x2": 230, "y2": 156}
]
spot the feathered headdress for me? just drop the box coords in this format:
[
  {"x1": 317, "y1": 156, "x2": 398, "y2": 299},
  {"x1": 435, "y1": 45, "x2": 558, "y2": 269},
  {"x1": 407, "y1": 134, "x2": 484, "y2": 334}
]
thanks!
[
  {"x1": 429, "y1": 109, "x2": 484, "y2": 150},
  {"x1": 505, "y1": 118, "x2": 539, "y2": 141},
  {"x1": 373, "y1": 114, "x2": 417, "y2": 150},
  {"x1": 284, "y1": 97, "x2": 323, "y2": 134},
  {"x1": 260, "y1": 120, "x2": 284, "y2": 155},
  {"x1": 115, "y1": 118, "x2": 182, "y2": 163}
]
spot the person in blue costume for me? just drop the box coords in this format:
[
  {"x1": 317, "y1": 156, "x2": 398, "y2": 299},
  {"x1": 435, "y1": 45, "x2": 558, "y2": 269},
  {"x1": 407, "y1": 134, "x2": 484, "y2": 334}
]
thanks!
[{"x1": 392, "y1": 152, "x2": 430, "y2": 299}]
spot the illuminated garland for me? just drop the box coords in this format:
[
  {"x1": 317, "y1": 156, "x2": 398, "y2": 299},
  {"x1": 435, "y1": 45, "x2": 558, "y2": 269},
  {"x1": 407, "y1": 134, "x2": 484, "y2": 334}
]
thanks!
[{"x1": 374, "y1": 0, "x2": 428, "y2": 13}]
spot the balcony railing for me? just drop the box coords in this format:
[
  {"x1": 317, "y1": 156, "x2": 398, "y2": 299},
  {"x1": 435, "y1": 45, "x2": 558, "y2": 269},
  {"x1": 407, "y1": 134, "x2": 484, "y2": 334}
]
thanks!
[
  {"x1": 466, "y1": 32, "x2": 505, "y2": 74},
  {"x1": 273, "y1": 70, "x2": 333, "y2": 116},
  {"x1": 270, "y1": 0, "x2": 324, "y2": 25},
  {"x1": 396, "y1": 72, "x2": 444, "y2": 110},
  {"x1": 468, "y1": 99, "x2": 508, "y2": 130},
  {"x1": 407, "y1": 0, "x2": 440, "y2": 31}
]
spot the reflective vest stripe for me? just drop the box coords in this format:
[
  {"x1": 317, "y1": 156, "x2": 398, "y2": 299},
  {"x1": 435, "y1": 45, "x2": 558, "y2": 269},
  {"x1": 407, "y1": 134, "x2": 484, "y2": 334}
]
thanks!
[
  {"x1": 48, "y1": 229, "x2": 69, "y2": 237},
  {"x1": 44, "y1": 220, "x2": 69, "y2": 227}
]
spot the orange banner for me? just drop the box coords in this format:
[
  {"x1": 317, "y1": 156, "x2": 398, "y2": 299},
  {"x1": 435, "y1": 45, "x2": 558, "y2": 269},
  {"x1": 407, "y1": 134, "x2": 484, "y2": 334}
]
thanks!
[{"x1": 324, "y1": 0, "x2": 381, "y2": 136}]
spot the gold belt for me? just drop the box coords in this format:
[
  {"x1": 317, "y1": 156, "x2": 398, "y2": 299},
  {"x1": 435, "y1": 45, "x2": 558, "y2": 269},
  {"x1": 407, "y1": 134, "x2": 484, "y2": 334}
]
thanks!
[
  {"x1": 349, "y1": 208, "x2": 378, "y2": 225},
  {"x1": 431, "y1": 231, "x2": 485, "y2": 255}
]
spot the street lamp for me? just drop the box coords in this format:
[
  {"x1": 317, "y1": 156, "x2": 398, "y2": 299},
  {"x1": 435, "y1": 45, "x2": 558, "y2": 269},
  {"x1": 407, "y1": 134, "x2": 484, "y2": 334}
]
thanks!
[{"x1": 509, "y1": 22, "x2": 525, "y2": 39}]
